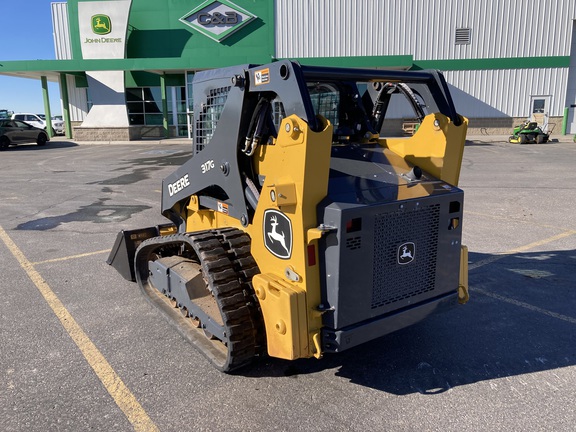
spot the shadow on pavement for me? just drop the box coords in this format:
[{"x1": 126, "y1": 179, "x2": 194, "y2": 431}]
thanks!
[
  {"x1": 465, "y1": 139, "x2": 497, "y2": 146},
  {"x1": 2, "y1": 140, "x2": 79, "y2": 151},
  {"x1": 12, "y1": 149, "x2": 191, "y2": 230},
  {"x1": 245, "y1": 249, "x2": 576, "y2": 395}
]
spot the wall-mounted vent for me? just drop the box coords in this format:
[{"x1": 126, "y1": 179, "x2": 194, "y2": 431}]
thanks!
[{"x1": 455, "y1": 28, "x2": 471, "y2": 45}]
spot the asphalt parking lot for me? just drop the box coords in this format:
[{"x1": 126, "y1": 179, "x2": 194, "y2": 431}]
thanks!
[{"x1": 1, "y1": 136, "x2": 575, "y2": 431}]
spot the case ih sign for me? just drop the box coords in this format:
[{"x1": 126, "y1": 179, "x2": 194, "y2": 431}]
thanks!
[{"x1": 179, "y1": 0, "x2": 257, "y2": 42}]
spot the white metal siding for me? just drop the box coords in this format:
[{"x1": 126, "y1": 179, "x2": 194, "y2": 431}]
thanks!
[
  {"x1": 66, "y1": 75, "x2": 88, "y2": 122},
  {"x1": 566, "y1": 21, "x2": 576, "y2": 133},
  {"x1": 276, "y1": 1, "x2": 575, "y2": 119},
  {"x1": 51, "y1": 2, "x2": 72, "y2": 60},
  {"x1": 275, "y1": 0, "x2": 576, "y2": 60},
  {"x1": 362, "y1": 68, "x2": 568, "y2": 118},
  {"x1": 445, "y1": 68, "x2": 569, "y2": 117}
]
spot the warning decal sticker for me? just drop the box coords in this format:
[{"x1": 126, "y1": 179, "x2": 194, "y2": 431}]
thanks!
[{"x1": 254, "y1": 68, "x2": 270, "y2": 86}]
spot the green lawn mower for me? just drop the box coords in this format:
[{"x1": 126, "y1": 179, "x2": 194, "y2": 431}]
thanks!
[{"x1": 509, "y1": 120, "x2": 550, "y2": 144}]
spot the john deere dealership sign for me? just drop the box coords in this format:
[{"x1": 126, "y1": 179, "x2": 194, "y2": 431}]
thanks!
[
  {"x1": 180, "y1": 0, "x2": 257, "y2": 42},
  {"x1": 77, "y1": 0, "x2": 132, "y2": 129},
  {"x1": 78, "y1": 0, "x2": 131, "y2": 59}
]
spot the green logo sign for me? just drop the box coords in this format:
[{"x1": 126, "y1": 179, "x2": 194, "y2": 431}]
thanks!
[
  {"x1": 91, "y1": 14, "x2": 111, "y2": 35},
  {"x1": 179, "y1": 0, "x2": 257, "y2": 43}
]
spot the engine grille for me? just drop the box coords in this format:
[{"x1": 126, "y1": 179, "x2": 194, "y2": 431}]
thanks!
[
  {"x1": 346, "y1": 236, "x2": 362, "y2": 250},
  {"x1": 371, "y1": 204, "x2": 440, "y2": 309}
]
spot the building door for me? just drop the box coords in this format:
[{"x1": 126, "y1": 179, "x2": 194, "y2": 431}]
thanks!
[{"x1": 530, "y1": 95, "x2": 550, "y2": 129}]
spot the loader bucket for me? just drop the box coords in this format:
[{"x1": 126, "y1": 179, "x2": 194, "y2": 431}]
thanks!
[{"x1": 107, "y1": 224, "x2": 176, "y2": 281}]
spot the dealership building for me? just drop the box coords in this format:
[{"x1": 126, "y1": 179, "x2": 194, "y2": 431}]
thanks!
[{"x1": 1, "y1": 0, "x2": 575, "y2": 140}]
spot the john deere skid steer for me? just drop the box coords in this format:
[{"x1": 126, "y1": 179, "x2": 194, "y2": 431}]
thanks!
[{"x1": 108, "y1": 60, "x2": 469, "y2": 372}]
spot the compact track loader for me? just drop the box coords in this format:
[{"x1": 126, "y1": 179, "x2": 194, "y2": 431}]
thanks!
[{"x1": 108, "y1": 61, "x2": 469, "y2": 372}]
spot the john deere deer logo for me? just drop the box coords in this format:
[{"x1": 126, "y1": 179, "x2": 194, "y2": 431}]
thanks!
[
  {"x1": 91, "y1": 15, "x2": 111, "y2": 35},
  {"x1": 397, "y1": 242, "x2": 416, "y2": 265},
  {"x1": 263, "y1": 209, "x2": 292, "y2": 259}
]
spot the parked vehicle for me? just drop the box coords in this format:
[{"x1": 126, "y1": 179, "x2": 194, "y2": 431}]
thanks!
[
  {"x1": 40, "y1": 114, "x2": 64, "y2": 135},
  {"x1": 0, "y1": 109, "x2": 13, "y2": 120},
  {"x1": 11, "y1": 113, "x2": 64, "y2": 135},
  {"x1": 508, "y1": 120, "x2": 549, "y2": 144},
  {"x1": 0, "y1": 119, "x2": 50, "y2": 149}
]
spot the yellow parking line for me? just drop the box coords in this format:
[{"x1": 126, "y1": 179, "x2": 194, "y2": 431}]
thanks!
[
  {"x1": 473, "y1": 287, "x2": 576, "y2": 325},
  {"x1": 465, "y1": 210, "x2": 574, "y2": 232},
  {"x1": 469, "y1": 229, "x2": 576, "y2": 325},
  {"x1": 0, "y1": 226, "x2": 158, "y2": 432},
  {"x1": 32, "y1": 249, "x2": 110, "y2": 265},
  {"x1": 469, "y1": 230, "x2": 576, "y2": 270}
]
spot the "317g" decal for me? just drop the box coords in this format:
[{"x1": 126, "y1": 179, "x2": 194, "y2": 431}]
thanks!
[{"x1": 201, "y1": 160, "x2": 215, "y2": 174}]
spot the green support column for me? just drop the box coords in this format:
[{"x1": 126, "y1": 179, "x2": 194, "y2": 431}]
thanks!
[
  {"x1": 59, "y1": 73, "x2": 72, "y2": 139},
  {"x1": 562, "y1": 106, "x2": 569, "y2": 135},
  {"x1": 41, "y1": 76, "x2": 53, "y2": 138},
  {"x1": 160, "y1": 74, "x2": 169, "y2": 139}
]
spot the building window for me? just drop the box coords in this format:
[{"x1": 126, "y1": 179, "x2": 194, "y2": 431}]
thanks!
[
  {"x1": 126, "y1": 87, "x2": 162, "y2": 125},
  {"x1": 126, "y1": 86, "x2": 188, "y2": 136},
  {"x1": 172, "y1": 87, "x2": 188, "y2": 136},
  {"x1": 532, "y1": 99, "x2": 546, "y2": 114},
  {"x1": 186, "y1": 73, "x2": 194, "y2": 112},
  {"x1": 455, "y1": 28, "x2": 471, "y2": 45},
  {"x1": 186, "y1": 72, "x2": 195, "y2": 139}
]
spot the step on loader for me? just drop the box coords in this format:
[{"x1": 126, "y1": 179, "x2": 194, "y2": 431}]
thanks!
[{"x1": 108, "y1": 61, "x2": 470, "y2": 372}]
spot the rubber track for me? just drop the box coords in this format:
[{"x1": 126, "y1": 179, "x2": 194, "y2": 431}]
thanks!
[
  {"x1": 134, "y1": 229, "x2": 264, "y2": 372},
  {"x1": 213, "y1": 228, "x2": 267, "y2": 355}
]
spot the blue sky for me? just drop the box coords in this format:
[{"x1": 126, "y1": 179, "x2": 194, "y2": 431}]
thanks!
[{"x1": 0, "y1": 1, "x2": 62, "y2": 115}]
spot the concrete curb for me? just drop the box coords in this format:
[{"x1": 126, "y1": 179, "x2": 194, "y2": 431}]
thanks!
[
  {"x1": 50, "y1": 137, "x2": 193, "y2": 145},
  {"x1": 466, "y1": 134, "x2": 575, "y2": 144}
]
